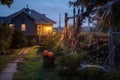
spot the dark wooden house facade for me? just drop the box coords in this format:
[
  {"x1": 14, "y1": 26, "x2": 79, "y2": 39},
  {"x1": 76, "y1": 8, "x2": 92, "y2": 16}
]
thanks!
[{"x1": 0, "y1": 7, "x2": 56, "y2": 44}]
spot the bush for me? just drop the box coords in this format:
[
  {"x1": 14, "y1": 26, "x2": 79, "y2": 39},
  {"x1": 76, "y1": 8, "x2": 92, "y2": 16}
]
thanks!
[
  {"x1": 53, "y1": 42, "x2": 64, "y2": 57},
  {"x1": 10, "y1": 30, "x2": 27, "y2": 48},
  {"x1": 40, "y1": 35, "x2": 61, "y2": 51},
  {"x1": 104, "y1": 71, "x2": 120, "y2": 80},
  {"x1": 58, "y1": 51, "x2": 87, "y2": 76},
  {"x1": 0, "y1": 26, "x2": 12, "y2": 54},
  {"x1": 78, "y1": 68, "x2": 105, "y2": 80},
  {"x1": 28, "y1": 38, "x2": 36, "y2": 46}
]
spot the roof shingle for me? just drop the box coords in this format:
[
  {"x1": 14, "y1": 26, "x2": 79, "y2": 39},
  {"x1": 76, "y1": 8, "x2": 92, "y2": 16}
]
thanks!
[{"x1": 0, "y1": 8, "x2": 56, "y2": 24}]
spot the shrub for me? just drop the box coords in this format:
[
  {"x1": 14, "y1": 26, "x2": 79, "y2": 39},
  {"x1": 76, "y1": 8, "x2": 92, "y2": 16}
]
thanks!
[
  {"x1": 78, "y1": 68, "x2": 105, "y2": 80},
  {"x1": 104, "y1": 71, "x2": 120, "y2": 80},
  {"x1": 10, "y1": 30, "x2": 27, "y2": 48},
  {"x1": 28, "y1": 38, "x2": 36, "y2": 46},
  {"x1": 40, "y1": 36, "x2": 55, "y2": 51},
  {"x1": 0, "y1": 26, "x2": 12, "y2": 54},
  {"x1": 40, "y1": 35, "x2": 61, "y2": 51},
  {"x1": 53, "y1": 42, "x2": 64, "y2": 57},
  {"x1": 58, "y1": 51, "x2": 87, "y2": 76}
]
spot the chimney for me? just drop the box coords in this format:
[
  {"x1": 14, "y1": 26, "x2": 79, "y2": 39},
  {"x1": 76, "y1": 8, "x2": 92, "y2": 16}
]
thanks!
[{"x1": 25, "y1": 4, "x2": 30, "y2": 13}]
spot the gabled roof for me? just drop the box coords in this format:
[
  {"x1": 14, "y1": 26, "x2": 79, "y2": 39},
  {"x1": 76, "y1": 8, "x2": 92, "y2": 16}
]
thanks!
[
  {"x1": 0, "y1": 8, "x2": 56, "y2": 24},
  {"x1": 0, "y1": 17, "x2": 8, "y2": 23}
]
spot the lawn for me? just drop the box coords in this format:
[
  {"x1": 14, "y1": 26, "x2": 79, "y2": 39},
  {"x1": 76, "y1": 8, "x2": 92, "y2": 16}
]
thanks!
[
  {"x1": 13, "y1": 46, "x2": 43, "y2": 80},
  {"x1": 12, "y1": 45, "x2": 120, "y2": 80},
  {"x1": 0, "y1": 49, "x2": 21, "y2": 71},
  {"x1": 13, "y1": 46, "x2": 62, "y2": 80}
]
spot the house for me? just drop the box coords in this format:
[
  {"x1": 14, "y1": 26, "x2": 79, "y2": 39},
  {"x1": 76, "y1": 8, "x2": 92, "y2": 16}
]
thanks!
[{"x1": 0, "y1": 7, "x2": 56, "y2": 44}]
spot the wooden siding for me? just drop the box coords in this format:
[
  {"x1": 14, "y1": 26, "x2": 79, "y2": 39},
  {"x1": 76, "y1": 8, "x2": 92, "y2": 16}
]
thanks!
[{"x1": 11, "y1": 13, "x2": 37, "y2": 35}]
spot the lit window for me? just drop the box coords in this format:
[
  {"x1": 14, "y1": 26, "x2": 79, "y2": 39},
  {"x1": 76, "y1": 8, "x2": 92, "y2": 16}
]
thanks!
[
  {"x1": 21, "y1": 24, "x2": 26, "y2": 31},
  {"x1": 9, "y1": 24, "x2": 14, "y2": 29},
  {"x1": 45, "y1": 26, "x2": 52, "y2": 34}
]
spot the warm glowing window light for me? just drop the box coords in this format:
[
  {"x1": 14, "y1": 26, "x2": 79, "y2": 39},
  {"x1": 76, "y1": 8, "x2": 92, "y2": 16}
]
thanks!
[
  {"x1": 9, "y1": 24, "x2": 14, "y2": 29},
  {"x1": 45, "y1": 26, "x2": 52, "y2": 34},
  {"x1": 45, "y1": 27, "x2": 51, "y2": 31},
  {"x1": 41, "y1": 26, "x2": 52, "y2": 35},
  {"x1": 21, "y1": 24, "x2": 26, "y2": 31}
]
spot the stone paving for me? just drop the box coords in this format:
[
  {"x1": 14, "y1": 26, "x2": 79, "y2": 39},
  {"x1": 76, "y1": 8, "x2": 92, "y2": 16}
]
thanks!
[{"x1": 0, "y1": 48, "x2": 28, "y2": 80}]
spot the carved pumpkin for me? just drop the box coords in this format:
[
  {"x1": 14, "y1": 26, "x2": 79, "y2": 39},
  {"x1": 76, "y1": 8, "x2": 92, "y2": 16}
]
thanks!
[
  {"x1": 48, "y1": 52, "x2": 54, "y2": 58},
  {"x1": 42, "y1": 50, "x2": 49, "y2": 56}
]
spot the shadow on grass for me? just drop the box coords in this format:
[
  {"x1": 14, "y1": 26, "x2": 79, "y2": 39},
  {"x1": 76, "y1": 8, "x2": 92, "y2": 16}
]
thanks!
[{"x1": 35, "y1": 65, "x2": 62, "y2": 80}]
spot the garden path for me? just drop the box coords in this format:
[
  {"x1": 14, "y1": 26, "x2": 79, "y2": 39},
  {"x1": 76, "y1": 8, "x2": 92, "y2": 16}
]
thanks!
[{"x1": 0, "y1": 48, "x2": 28, "y2": 80}]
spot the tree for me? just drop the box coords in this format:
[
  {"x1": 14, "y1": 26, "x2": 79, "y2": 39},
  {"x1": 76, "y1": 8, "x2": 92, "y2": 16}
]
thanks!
[
  {"x1": 69, "y1": 0, "x2": 120, "y2": 28},
  {"x1": 93, "y1": 22, "x2": 109, "y2": 33},
  {"x1": 0, "y1": 0, "x2": 13, "y2": 7},
  {"x1": 68, "y1": 0, "x2": 120, "y2": 71},
  {"x1": 10, "y1": 30, "x2": 27, "y2": 49}
]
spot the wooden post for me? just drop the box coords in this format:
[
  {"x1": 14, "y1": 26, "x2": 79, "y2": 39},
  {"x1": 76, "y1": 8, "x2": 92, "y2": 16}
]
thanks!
[
  {"x1": 65, "y1": 13, "x2": 68, "y2": 34},
  {"x1": 73, "y1": 8, "x2": 76, "y2": 28},
  {"x1": 78, "y1": 8, "x2": 80, "y2": 15},
  {"x1": 63, "y1": 13, "x2": 68, "y2": 47},
  {"x1": 77, "y1": 8, "x2": 80, "y2": 28},
  {"x1": 81, "y1": 6, "x2": 84, "y2": 12}
]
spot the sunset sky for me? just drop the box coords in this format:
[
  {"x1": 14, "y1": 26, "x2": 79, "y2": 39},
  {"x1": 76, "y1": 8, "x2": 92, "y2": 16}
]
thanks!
[{"x1": 0, "y1": 0, "x2": 75, "y2": 27}]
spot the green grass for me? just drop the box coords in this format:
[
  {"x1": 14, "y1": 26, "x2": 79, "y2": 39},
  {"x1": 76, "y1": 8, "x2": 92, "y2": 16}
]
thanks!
[
  {"x1": 0, "y1": 49, "x2": 21, "y2": 71},
  {"x1": 12, "y1": 46, "x2": 120, "y2": 80},
  {"x1": 13, "y1": 46, "x2": 62, "y2": 80},
  {"x1": 35, "y1": 64, "x2": 62, "y2": 80},
  {"x1": 13, "y1": 46, "x2": 43, "y2": 80}
]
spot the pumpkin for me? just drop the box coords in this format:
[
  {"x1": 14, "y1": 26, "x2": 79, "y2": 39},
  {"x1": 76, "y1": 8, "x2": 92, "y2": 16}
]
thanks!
[
  {"x1": 42, "y1": 50, "x2": 49, "y2": 56},
  {"x1": 48, "y1": 52, "x2": 54, "y2": 58}
]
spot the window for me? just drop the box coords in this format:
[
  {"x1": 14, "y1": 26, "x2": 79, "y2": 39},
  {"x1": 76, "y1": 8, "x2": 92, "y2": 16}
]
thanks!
[
  {"x1": 9, "y1": 24, "x2": 14, "y2": 29},
  {"x1": 21, "y1": 24, "x2": 26, "y2": 31}
]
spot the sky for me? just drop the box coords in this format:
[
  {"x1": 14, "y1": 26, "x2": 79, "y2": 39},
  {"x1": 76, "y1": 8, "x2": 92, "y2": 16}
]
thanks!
[{"x1": 0, "y1": 0, "x2": 76, "y2": 27}]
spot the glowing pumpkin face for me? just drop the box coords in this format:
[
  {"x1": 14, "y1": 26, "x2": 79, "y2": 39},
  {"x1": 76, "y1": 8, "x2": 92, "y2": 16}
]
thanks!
[
  {"x1": 48, "y1": 52, "x2": 54, "y2": 58},
  {"x1": 42, "y1": 50, "x2": 49, "y2": 56}
]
